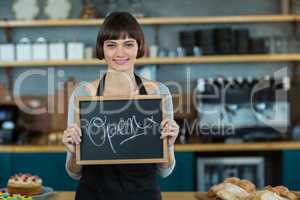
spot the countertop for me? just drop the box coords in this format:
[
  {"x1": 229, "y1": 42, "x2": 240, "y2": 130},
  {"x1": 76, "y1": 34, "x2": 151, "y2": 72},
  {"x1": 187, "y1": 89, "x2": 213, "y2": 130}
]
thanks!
[
  {"x1": 1, "y1": 141, "x2": 300, "y2": 153},
  {"x1": 46, "y1": 192, "x2": 198, "y2": 200},
  {"x1": 45, "y1": 191, "x2": 300, "y2": 200}
]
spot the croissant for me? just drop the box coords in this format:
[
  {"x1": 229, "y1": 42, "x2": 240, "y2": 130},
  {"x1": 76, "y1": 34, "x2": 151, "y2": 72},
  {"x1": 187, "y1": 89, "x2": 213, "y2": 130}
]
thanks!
[
  {"x1": 207, "y1": 177, "x2": 256, "y2": 199},
  {"x1": 247, "y1": 185, "x2": 297, "y2": 200},
  {"x1": 236, "y1": 179, "x2": 256, "y2": 193},
  {"x1": 268, "y1": 186, "x2": 297, "y2": 200}
]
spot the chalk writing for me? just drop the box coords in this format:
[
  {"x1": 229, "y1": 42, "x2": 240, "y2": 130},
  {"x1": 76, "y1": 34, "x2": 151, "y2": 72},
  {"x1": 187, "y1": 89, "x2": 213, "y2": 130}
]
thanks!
[{"x1": 87, "y1": 115, "x2": 158, "y2": 153}]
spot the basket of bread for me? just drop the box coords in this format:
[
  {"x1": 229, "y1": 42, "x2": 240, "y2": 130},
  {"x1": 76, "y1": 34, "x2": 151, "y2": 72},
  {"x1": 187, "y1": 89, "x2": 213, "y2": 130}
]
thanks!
[{"x1": 195, "y1": 177, "x2": 299, "y2": 200}]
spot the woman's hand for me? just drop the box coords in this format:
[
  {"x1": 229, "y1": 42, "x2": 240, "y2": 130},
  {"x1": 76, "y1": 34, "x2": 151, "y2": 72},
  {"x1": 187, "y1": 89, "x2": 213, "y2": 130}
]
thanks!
[
  {"x1": 62, "y1": 123, "x2": 82, "y2": 154},
  {"x1": 160, "y1": 119, "x2": 179, "y2": 147}
]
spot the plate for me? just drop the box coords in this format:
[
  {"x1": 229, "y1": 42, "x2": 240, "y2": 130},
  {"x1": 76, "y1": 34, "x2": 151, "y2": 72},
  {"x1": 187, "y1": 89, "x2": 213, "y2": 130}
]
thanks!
[
  {"x1": 0, "y1": 186, "x2": 54, "y2": 200},
  {"x1": 44, "y1": 0, "x2": 72, "y2": 19},
  {"x1": 32, "y1": 187, "x2": 54, "y2": 200},
  {"x1": 12, "y1": 0, "x2": 39, "y2": 20}
]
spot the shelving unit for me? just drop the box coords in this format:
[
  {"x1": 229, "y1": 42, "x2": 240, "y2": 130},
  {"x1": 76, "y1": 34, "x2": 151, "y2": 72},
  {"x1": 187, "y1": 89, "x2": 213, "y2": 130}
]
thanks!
[
  {"x1": 1, "y1": 54, "x2": 300, "y2": 67},
  {"x1": 1, "y1": 14, "x2": 299, "y2": 67},
  {"x1": 0, "y1": 4, "x2": 299, "y2": 129},
  {"x1": 0, "y1": 15, "x2": 297, "y2": 27}
]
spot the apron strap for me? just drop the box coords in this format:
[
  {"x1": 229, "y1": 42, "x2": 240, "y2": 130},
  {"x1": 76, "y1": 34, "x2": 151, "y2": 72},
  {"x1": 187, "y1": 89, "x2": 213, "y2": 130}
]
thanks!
[{"x1": 97, "y1": 73, "x2": 148, "y2": 96}]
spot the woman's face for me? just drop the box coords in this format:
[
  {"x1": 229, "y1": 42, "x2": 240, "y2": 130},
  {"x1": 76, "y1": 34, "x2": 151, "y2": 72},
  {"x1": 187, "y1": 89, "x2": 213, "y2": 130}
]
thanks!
[{"x1": 103, "y1": 38, "x2": 138, "y2": 72}]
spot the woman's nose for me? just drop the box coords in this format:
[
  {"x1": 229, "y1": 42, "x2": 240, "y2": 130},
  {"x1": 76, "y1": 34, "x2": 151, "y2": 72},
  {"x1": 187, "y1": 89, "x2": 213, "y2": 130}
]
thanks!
[{"x1": 115, "y1": 46, "x2": 126, "y2": 55}]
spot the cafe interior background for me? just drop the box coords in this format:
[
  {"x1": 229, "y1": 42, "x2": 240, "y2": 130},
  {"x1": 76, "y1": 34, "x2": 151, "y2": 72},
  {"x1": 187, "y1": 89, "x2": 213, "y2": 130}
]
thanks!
[{"x1": 0, "y1": 0, "x2": 300, "y2": 194}]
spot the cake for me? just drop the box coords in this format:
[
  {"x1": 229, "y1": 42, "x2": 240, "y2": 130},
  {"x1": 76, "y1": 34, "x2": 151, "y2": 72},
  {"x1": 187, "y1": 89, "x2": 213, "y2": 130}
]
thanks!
[
  {"x1": 7, "y1": 173, "x2": 43, "y2": 196},
  {"x1": 0, "y1": 191, "x2": 32, "y2": 200}
]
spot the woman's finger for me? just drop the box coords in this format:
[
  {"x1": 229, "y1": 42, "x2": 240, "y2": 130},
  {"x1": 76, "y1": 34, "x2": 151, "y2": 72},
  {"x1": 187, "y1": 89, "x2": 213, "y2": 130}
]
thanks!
[
  {"x1": 160, "y1": 119, "x2": 169, "y2": 128},
  {"x1": 70, "y1": 132, "x2": 80, "y2": 144},
  {"x1": 65, "y1": 137, "x2": 74, "y2": 144},
  {"x1": 164, "y1": 131, "x2": 178, "y2": 137},
  {"x1": 64, "y1": 130, "x2": 75, "y2": 139},
  {"x1": 73, "y1": 124, "x2": 82, "y2": 137},
  {"x1": 161, "y1": 126, "x2": 178, "y2": 134},
  {"x1": 160, "y1": 130, "x2": 177, "y2": 139},
  {"x1": 171, "y1": 122, "x2": 179, "y2": 129},
  {"x1": 161, "y1": 131, "x2": 179, "y2": 140},
  {"x1": 63, "y1": 137, "x2": 75, "y2": 146},
  {"x1": 168, "y1": 124, "x2": 179, "y2": 130},
  {"x1": 65, "y1": 127, "x2": 81, "y2": 141},
  {"x1": 74, "y1": 132, "x2": 82, "y2": 144}
]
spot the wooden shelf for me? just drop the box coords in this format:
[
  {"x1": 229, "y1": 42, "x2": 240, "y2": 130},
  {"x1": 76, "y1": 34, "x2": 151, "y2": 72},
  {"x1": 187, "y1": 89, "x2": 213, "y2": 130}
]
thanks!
[
  {"x1": 0, "y1": 15, "x2": 296, "y2": 27},
  {"x1": 294, "y1": 15, "x2": 300, "y2": 21},
  {"x1": 1, "y1": 54, "x2": 300, "y2": 67},
  {"x1": 1, "y1": 141, "x2": 300, "y2": 153},
  {"x1": 145, "y1": 15, "x2": 296, "y2": 25},
  {"x1": 175, "y1": 141, "x2": 300, "y2": 152},
  {"x1": 0, "y1": 145, "x2": 66, "y2": 153}
]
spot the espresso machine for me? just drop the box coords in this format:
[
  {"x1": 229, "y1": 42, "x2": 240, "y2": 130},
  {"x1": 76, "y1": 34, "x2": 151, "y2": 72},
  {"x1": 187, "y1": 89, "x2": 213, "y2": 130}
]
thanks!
[{"x1": 195, "y1": 74, "x2": 291, "y2": 142}]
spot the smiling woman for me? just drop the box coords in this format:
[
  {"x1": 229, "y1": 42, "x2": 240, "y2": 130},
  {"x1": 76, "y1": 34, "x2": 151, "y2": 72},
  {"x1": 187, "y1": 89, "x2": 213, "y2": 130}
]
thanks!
[
  {"x1": 62, "y1": 11, "x2": 179, "y2": 200},
  {"x1": 96, "y1": 12, "x2": 145, "y2": 72}
]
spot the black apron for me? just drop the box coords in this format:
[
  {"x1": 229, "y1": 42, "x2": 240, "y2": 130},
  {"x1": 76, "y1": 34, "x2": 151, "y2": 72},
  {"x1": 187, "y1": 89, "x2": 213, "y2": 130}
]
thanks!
[{"x1": 75, "y1": 74, "x2": 161, "y2": 200}]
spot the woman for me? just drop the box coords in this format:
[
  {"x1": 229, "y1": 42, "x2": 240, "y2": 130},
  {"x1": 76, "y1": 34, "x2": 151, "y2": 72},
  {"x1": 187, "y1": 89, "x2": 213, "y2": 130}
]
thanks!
[{"x1": 62, "y1": 12, "x2": 179, "y2": 200}]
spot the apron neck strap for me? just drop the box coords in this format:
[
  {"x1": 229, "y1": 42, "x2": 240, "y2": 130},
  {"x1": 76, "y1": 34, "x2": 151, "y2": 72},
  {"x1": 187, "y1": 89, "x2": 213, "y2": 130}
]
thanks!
[{"x1": 97, "y1": 73, "x2": 148, "y2": 96}]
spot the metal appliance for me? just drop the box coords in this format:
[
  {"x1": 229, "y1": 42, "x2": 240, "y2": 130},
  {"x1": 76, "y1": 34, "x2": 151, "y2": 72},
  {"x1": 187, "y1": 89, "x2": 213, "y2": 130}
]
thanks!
[
  {"x1": 196, "y1": 75, "x2": 291, "y2": 141},
  {"x1": 197, "y1": 156, "x2": 265, "y2": 192}
]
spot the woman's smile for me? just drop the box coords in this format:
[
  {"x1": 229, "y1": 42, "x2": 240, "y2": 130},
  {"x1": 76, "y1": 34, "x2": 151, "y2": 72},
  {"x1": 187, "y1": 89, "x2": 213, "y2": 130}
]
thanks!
[{"x1": 113, "y1": 58, "x2": 130, "y2": 65}]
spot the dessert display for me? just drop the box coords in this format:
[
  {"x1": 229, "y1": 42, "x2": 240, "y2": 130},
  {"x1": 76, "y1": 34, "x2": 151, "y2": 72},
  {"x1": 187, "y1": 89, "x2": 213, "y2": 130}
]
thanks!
[
  {"x1": 0, "y1": 191, "x2": 32, "y2": 200},
  {"x1": 207, "y1": 177, "x2": 256, "y2": 200},
  {"x1": 7, "y1": 173, "x2": 43, "y2": 196},
  {"x1": 248, "y1": 185, "x2": 297, "y2": 200}
]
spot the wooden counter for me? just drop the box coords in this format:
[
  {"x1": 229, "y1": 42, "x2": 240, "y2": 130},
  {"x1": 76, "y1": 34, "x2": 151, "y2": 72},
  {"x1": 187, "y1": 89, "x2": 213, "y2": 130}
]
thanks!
[
  {"x1": 47, "y1": 192, "x2": 198, "y2": 200},
  {"x1": 1, "y1": 141, "x2": 300, "y2": 153},
  {"x1": 45, "y1": 191, "x2": 300, "y2": 200}
]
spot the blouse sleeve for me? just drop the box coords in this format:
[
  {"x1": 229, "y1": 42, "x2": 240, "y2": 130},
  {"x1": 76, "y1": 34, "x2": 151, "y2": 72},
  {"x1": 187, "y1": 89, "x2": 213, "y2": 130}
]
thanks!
[
  {"x1": 65, "y1": 83, "x2": 90, "y2": 180},
  {"x1": 156, "y1": 83, "x2": 176, "y2": 178}
]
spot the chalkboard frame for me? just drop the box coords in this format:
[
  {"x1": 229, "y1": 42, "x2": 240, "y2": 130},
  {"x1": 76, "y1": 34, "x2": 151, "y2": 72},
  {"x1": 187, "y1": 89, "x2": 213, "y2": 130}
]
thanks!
[{"x1": 74, "y1": 95, "x2": 168, "y2": 165}]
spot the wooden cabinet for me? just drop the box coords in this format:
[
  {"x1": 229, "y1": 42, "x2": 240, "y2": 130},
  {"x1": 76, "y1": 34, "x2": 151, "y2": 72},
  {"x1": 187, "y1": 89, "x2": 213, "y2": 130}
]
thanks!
[
  {"x1": 159, "y1": 152, "x2": 195, "y2": 191},
  {"x1": 0, "y1": 154, "x2": 13, "y2": 187},
  {"x1": 282, "y1": 150, "x2": 300, "y2": 190},
  {"x1": 1, "y1": 148, "x2": 300, "y2": 190}
]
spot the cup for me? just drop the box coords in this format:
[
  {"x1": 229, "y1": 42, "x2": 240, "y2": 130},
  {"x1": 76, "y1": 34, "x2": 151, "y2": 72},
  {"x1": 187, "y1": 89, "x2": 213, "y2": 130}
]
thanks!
[{"x1": 85, "y1": 47, "x2": 94, "y2": 59}]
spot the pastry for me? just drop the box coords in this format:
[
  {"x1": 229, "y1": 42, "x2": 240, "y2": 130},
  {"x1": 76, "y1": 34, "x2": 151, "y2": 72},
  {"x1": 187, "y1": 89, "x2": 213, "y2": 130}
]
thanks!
[
  {"x1": 248, "y1": 185, "x2": 297, "y2": 200},
  {"x1": 207, "y1": 177, "x2": 256, "y2": 199}
]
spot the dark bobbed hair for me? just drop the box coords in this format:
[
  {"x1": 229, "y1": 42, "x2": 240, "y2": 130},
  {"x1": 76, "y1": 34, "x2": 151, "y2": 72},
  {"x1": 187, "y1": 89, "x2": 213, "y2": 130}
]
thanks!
[{"x1": 96, "y1": 12, "x2": 145, "y2": 60}]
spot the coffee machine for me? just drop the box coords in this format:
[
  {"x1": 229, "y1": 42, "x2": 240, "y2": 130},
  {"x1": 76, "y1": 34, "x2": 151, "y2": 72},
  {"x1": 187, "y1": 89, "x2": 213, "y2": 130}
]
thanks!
[{"x1": 195, "y1": 74, "x2": 291, "y2": 142}]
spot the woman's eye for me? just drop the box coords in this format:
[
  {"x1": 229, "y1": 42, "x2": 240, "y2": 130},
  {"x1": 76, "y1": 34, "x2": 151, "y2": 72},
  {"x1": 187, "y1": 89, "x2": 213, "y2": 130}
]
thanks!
[
  {"x1": 125, "y1": 43, "x2": 134, "y2": 47},
  {"x1": 106, "y1": 44, "x2": 115, "y2": 48}
]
